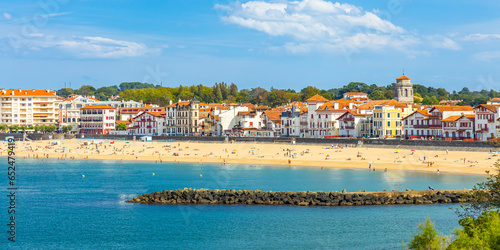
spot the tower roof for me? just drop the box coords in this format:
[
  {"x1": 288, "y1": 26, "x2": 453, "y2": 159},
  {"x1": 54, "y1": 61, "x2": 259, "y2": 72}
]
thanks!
[{"x1": 396, "y1": 75, "x2": 411, "y2": 80}]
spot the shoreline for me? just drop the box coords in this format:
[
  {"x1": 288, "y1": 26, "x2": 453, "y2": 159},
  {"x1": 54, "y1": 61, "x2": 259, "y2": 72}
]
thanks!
[{"x1": 8, "y1": 140, "x2": 497, "y2": 176}]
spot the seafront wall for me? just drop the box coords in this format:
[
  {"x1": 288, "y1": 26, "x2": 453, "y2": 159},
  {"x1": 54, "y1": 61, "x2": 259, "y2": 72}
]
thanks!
[
  {"x1": 19, "y1": 133, "x2": 497, "y2": 151},
  {"x1": 128, "y1": 188, "x2": 474, "y2": 206}
]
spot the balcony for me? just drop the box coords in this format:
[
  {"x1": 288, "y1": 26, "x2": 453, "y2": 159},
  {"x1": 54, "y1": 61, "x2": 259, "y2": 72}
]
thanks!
[
  {"x1": 344, "y1": 117, "x2": 355, "y2": 122},
  {"x1": 429, "y1": 115, "x2": 442, "y2": 119},
  {"x1": 413, "y1": 124, "x2": 428, "y2": 128},
  {"x1": 428, "y1": 124, "x2": 442, "y2": 128},
  {"x1": 488, "y1": 119, "x2": 495, "y2": 123},
  {"x1": 344, "y1": 125, "x2": 355, "y2": 130}
]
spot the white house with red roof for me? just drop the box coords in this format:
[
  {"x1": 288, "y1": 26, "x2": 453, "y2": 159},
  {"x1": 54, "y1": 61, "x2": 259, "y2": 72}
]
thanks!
[
  {"x1": 80, "y1": 106, "x2": 116, "y2": 134},
  {"x1": 474, "y1": 104, "x2": 500, "y2": 141},
  {"x1": 441, "y1": 114, "x2": 475, "y2": 140},
  {"x1": 402, "y1": 110, "x2": 432, "y2": 139},
  {"x1": 128, "y1": 111, "x2": 166, "y2": 135},
  {"x1": 426, "y1": 105, "x2": 474, "y2": 138},
  {"x1": 336, "y1": 110, "x2": 370, "y2": 137},
  {"x1": 342, "y1": 92, "x2": 370, "y2": 103}
]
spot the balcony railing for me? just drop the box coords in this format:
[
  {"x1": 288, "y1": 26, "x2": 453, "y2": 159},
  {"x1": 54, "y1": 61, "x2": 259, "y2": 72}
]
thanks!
[
  {"x1": 344, "y1": 117, "x2": 355, "y2": 122},
  {"x1": 413, "y1": 124, "x2": 428, "y2": 128},
  {"x1": 429, "y1": 115, "x2": 442, "y2": 119},
  {"x1": 428, "y1": 124, "x2": 442, "y2": 128},
  {"x1": 344, "y1": 126, "x2": 355, "y2": 130}
]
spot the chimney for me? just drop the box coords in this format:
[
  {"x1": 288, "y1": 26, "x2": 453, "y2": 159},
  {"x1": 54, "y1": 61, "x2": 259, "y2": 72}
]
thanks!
[
  {"x1": 334, "y1": 102, "x2": 339, "y2": 109},
  {"x1": 169, "y1": 100, "x2": 172, "y2": 105},
  {"x1": 349, "y1": 103, "x2": 354, "y2": 109},
  {"x1": 11, "y1": 91, "x2": 14, "y2": 95}
]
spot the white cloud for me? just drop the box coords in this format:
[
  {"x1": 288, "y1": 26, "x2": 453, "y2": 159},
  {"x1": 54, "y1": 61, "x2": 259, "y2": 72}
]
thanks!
[
  {"x1": 217, "y1": 0, "x2": 461, "y2": 55},
  {"x1": 218, "y1": 0, "x2": 410, "y2": 53},
  {"x1": 425, "y1": 35, "x2": 461, "y2": 50},
  {"x1": 464, "y1": 33, "x2": 500, "y2": 41},
  {"x1": 3, "y1": 13, "x2": 11, "y2": 20},
  {"x1": 7, "y1": 34, "x2": 160, "y2": 59},
  {"x1": 473, "y1": 51, "x2": 500, "y2": 62}
]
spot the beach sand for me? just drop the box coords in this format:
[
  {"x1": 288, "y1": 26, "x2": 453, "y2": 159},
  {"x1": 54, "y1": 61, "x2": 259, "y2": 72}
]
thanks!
[{"x1": 7, "y1": 139, "x2": 499, "y2": 176}]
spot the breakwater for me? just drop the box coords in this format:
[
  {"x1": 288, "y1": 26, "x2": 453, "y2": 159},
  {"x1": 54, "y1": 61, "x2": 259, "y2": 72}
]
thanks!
[{"x1": 127, "y1": 188, "x2": 473, "y2": 206}]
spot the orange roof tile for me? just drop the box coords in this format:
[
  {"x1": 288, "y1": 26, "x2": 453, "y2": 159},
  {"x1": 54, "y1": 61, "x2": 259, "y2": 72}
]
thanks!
[
  {"x1": 475, "y1": 104, "x2": 500, "y2": 113},
  {"x1": 396, "y1": 75, "x2": 410, "y2": 80},
  {"x1": 431, "y1": 105, "x2": 473, "y2": 112},
  {"x1": 145, "y1": 111, "x2": 166, "y2": 117},
  {"x1": 306, "y1": 94, "x2": 329, "y2": 102},
  {"x1": 442, "y1": 115, "x2": 461, "y2": 122},
  {"x1": 254, "y1": 105, "x2": 271, "y2": 110},
  {"x1": 343, "y1": 92, "x2": 367, "y2": 95},
  {"x1": 356, "y1": 100, "x2": 407, "y2": 110},
  {"x1": 0, "y1": 89, "x2": 59, "y2": 97},
  {"x1": 116, "y1": 120, "x2": 131, "y2": 125},
  {"x1": 263, "y1": 110, "x2": 282, "y2": 122}
]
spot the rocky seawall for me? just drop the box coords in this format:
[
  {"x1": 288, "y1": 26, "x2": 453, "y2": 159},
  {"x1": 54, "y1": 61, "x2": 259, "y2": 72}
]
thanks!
[{"x1": 127, "y1": 188, "x2": 474, "y2": 206}]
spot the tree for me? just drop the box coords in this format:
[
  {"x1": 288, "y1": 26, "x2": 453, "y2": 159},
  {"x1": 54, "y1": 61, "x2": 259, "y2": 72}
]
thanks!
[
  {"x1": 77, "y1": 85, "x2": 96, "y2": 96},
  {"x1": 61, "y1": 125, "x2": 73, "y2": 133},
  {"x1": 406, "y1": 218, "x2": 449, "y2": 249},
  {"x1": 46, "y1": 125, "x2": 57, "y2": 133},
  {"x1": 448, "y1": 211, "x2": 500, "y2": 249},
  {"x1": 0, "y1": 124, "x2": 7, "y2": 132},
  {"x1": 300, "y1": 86, "x2": 321, "y2": 101},
  {"x1": 117, "y1": 123, "x2": 127, "y2": 131},
  {"x1": 456, "y1": 159, "x2": 500, "y2": 218},
  {"x1": 20, "y1": 125, "x2": 27, "y2": 133},
  {"x1": 9, "y1": 125, "x2": 19, "y2": 133}
]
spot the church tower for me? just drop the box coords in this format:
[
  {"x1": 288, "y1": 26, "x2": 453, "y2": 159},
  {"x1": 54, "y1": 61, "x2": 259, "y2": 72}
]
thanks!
[{"x1": 394, "y1": 75, "x2": 413, "y2": 103}]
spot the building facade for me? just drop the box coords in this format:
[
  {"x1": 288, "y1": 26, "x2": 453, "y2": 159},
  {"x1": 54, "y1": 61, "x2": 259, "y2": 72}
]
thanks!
[
  {"x1": 394, "y1": 75, "x2": 414, "y2": 103},
  {"x1": 80, "y1": 106, "x2": 116, "y2": 134},
  {"x1": 0, "y1": 89, "x2": 61, "y2": 128}
]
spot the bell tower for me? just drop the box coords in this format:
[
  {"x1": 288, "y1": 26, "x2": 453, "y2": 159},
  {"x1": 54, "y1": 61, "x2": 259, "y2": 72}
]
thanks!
[{"x1": 394, "y1": 75, "x2": 413, "y2": 103}]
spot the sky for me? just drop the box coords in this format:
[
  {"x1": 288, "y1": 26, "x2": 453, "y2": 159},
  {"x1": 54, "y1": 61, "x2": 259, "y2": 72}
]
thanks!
[{"x1": 1, "y1": 0, "x2": 500, "y2": 92}]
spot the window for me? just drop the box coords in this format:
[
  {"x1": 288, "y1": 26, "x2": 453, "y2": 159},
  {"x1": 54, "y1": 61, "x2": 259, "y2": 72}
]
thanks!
[
  {"x1": 397, "y1": 113, "x2": 400, "y2": 118},
  {"x1": 387, "y1": 121, "x2": 390, "y2": 127},
  {"x1": 387, "y1": 113, "x2": 390, "y2": 118}
]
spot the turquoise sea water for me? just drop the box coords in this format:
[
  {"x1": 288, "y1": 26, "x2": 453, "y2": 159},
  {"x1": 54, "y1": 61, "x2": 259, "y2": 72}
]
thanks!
[{"x1": 2, "y1": 159, "x2": 487, "y2": 249}]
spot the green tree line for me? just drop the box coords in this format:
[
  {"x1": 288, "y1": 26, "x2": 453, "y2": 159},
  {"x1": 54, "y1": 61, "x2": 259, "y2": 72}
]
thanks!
[{"x1": 56, "y1": 81, "x2": 497, "y2": 107}]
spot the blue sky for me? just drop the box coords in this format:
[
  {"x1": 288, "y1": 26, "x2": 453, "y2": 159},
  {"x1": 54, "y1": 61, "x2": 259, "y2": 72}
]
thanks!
[{"x1": 1, "y1": 0, "x2": 500, "y2": 92}]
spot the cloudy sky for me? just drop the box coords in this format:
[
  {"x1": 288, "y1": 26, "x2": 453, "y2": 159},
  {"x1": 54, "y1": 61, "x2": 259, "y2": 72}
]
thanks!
[{"x1": 1, "y1": 0, "x2": 500, "y2": 92}]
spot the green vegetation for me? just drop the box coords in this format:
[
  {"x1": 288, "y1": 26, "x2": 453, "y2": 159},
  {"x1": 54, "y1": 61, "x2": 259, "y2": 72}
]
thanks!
[
  {"x1": 116, "y1": 123, "x2": 127, "y2": 131},
  {"x1": 406, "y1": 218, "x2": 449, "y2": 249},
  {"x1": 34, "y1": 124, "x2": 57, "y2": 133},
  {"x1": 56, "y1": 81, "x2": 497, "y2": 107},
  {"x1": 61, "y1": 125, "x2": 73, "y2": 133},
  {"x1": 406, "y1": 160, "x2": 500, "y2": 249}
]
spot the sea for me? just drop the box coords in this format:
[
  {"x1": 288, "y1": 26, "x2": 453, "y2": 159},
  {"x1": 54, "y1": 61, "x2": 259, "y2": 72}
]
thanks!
[{"x1": 1, "y1": 159, "x2": 487, "y2": 249}]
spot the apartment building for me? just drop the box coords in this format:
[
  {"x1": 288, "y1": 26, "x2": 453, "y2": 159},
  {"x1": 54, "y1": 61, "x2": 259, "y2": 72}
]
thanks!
[
  {"x1": 373, "y1": 105, "x2": 403, "y2": 138},
  {"x1": 59, "y1": 95, "x2": 99, "y2": 132},
  {"x1": 474, "y1": 104, "x2": 500, "y2": 141},
  {"x1": 80, "y1": 106, "x2": 116, "y2": 134},
  {"x1": 0, "y1": 89, "x2": 61, "y2": 128}
]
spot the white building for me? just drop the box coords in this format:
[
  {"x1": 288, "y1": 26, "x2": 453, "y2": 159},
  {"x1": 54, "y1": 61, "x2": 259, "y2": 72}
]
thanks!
[
  {"x1": 0, "y1": 89, "x2": 61, "y2": 128},
  {"x1": 80, "y1": 105, "x2": 116, "y2": 134},
  {"x1": 474, "y1": 104, "x2": 500, "y2": 141},
  {"x1": 403, "y1": 110, "x2": 432, "y2": 139},
  {"x1": 213, "y1": 106, "x2": 249, "y2": 136},
  {"x1": 129, "y1": 111, "x2": 166, "y2": 135},
  {"x1": 337, "y1": 110, "x2": 370, "y2": 138},
  {"x1": 59, "y1": 95, "x2": 99, "y2": 132},
  {"x1": 442, "y1": 114, "x2": 475, "y2": 140},
  {"x1": 427, "y1": 105, "x2": 474, "y2": 139}
]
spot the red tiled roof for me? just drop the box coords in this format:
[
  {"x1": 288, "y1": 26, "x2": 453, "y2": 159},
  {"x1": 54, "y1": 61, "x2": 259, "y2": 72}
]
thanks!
[
  {"x1": 264, "y1": 110, "x2": 282, "y2": 122},
  {"x1": 0, "y1": 89, "x2": 59, "y2": 97},
  {"x1": 431, "y1": 105, "x2": 473, "y2": 112},
  {"x1": 396, "y1": 75, "x2": 410, "y2": 80},
  {"x1": 306, "y1": 94, "x2": 329, "y2": 102}
]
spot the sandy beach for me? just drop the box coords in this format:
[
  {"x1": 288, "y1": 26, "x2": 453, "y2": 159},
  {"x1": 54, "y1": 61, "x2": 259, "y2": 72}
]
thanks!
[{"x1": 6, "y1": 139, "x2": 499, "y2": 176}]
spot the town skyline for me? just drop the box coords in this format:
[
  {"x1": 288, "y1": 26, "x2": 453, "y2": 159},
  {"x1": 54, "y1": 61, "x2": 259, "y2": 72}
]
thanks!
[{"x1": 2, "y1": 0, "x2": 500, "y2": 91}]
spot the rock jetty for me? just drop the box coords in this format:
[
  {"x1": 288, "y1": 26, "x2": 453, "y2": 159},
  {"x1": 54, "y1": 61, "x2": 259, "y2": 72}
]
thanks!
[{"x1": 127, "y1": 188, "x2": 474, "y2": 206}]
